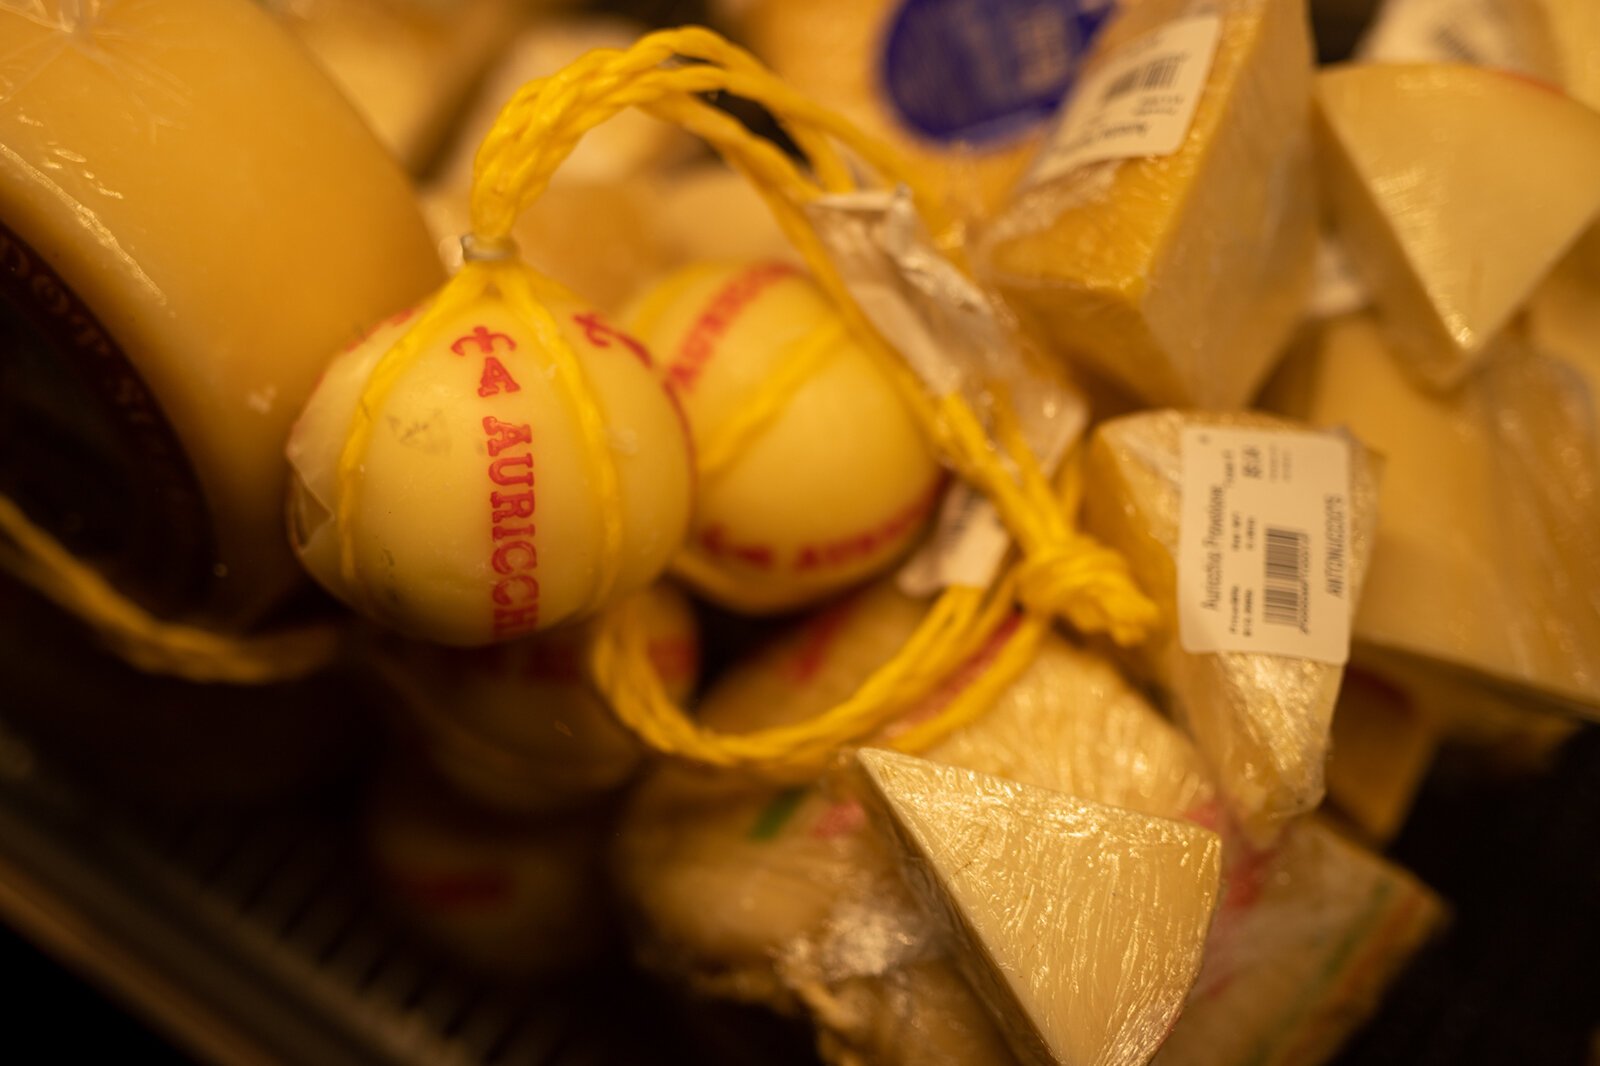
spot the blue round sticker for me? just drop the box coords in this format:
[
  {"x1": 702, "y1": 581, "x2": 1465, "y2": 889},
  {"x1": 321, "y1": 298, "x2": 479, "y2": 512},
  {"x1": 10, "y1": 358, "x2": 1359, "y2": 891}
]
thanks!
[{"x1": 881, "y1": 0, "x2": 1115, "y2": 146}]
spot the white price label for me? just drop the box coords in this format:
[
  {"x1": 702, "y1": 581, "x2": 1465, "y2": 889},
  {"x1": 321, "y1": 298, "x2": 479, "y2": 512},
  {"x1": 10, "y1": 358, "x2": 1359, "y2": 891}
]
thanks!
[
  {"x1": 1028, "y1": 13, "x2": 1222, "y2": 187},
  {"x1": 1177, "y1": 427, "x2": 1353, "y2": 663}
]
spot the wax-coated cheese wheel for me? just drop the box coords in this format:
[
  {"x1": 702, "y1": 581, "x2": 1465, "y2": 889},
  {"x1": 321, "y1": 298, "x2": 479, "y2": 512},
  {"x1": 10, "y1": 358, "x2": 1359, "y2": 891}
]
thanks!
[
  {"x1": 0, "y1": 0, "x2": 443, "y2": 627},
  {"x1": 366, "y1": 758, "x2": 612, "y2": 976},
  {"x1": 287, "y1": 294, "x2": 694, "y2": 645},
  {"x1": 381, "y1": 582, "x2": 700, "y2": 813},
  {"x1": 623, "y1": 262, "x2": 941, "y2": 613}
]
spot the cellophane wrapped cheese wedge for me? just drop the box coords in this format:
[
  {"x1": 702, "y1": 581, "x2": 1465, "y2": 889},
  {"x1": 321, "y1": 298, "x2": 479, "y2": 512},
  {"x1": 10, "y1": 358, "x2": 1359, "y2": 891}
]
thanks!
[
  {"x1": 622, "y1": 263, "x2": 941, "y2": 613},
  {"x1": 1083, "y1": 411, "x2": 1383, "y2": 844},
  {"x1": 1322, "y1": 670, "x2": 1440, "y2": 844},
  {"x1": 374, "y1": 583, "x2": 699, "y2": 813},
  {"x1": 0, "y1": 0, "x2": 443, "y2": 627},
  {"x1": 1152, "y1": 819, "x2": 1445, "y2": 1066},
  {"x1": 286, "y1": 293, "x2": 694, "y2": 646},
  {"x1": 1267, "y1": 313, "x2": 1600, "y2": 719},
  {"x1": 856, "y1": 749, "x2": 1222, "y2": 1066},
  {"x1": 366, "y1": 757, "x2": 613, "y2": 976},
  {"x1": 724, "y1": 0, "x2": 1108, "y2": 218},
  {"x1": 1508, "y1": 0, "x2": 1600, "y2": 111},
  {"x1": 615, "y1": 581, "x2": 1222, "y2": 1064},
  {"x1": 979, "y1": 0, "x2": 1317, "y2": 409},
  {"x1": 1315, "y1": 63, "x2": 1600, "y2": 390}
]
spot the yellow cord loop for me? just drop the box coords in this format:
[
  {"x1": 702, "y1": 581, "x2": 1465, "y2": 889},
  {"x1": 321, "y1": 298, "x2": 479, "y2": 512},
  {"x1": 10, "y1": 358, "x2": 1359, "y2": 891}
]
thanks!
[
  {"x1": 430, "y1": 26, "x2": 1157, "y2": 780},
  {"x1": 0, "y1": 498, "x2": 341, "y2": 684}
]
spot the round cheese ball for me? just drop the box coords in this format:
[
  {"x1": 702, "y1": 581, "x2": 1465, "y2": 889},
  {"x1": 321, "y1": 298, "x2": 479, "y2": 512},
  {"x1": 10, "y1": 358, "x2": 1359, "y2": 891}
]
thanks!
[
  {"x1": 366, "y1": 759, "x2": 612, "y2": 977},
  {"x1": 287, "y1": 294, "x2": 694, "y2": 645},
  {"x1": 623, "y1": 262, "x2": 941, "y2": 613},
  {"x1": 382, "y1": 582, "x2": 700, "y2": 813}
]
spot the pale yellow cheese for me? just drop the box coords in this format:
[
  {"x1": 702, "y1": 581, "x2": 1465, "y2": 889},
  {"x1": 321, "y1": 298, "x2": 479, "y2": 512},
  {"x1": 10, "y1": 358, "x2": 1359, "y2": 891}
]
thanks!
[
  {"x1": 421, "y1": 176, "x2": 676, "y2": 314},
  {"x1": 623, "y1": 263, "x2": 941, "y2": 613},
  {"x1": 614, "y1": 580, "x2": 1220, "y2": 1059},
  {"x1": 650, "y1": 165, "x2": 796, "y2": 268},
  {"x1": 1270, "y1": 313, "x2": 1600, "y2": 715},
  {"x1": 981, "y1": 0, "x2": 1317, "y2": 409},
  {"x1": 1154, "y1": 820, "x2": 1445, "y2": 1066},
  {"x1": 366, "y1": 758, "x2": 611, "y2": 976},
  {"x1": 287, "y1": 293, "x2": 694, "y2": 645},
  {"x1": 857, "y1": 748, "x2": 1222, "y2": 1066},
  {"x1": 274, "y1": 0, "x2": 522, "y2": 173},
  {"x1": 1083, "y1": 410, "x2": 1384, "y2": 844},
  {"x1": 433, "y1": 15, "x2": 693, "y2": 189},
  {"x1": 1323, "y1": 670, "x2": 1439, "y2": 843},
  {"x1": 377, "y1": 582, "x2": 698, "y2": 813},
  {"x1": 1316, "y1": 63, "x2": 1600, "y2": 389},
  {"x1": 1506, "y1": 0, "x2": 1600, "y2": 111},
  {"x1": 0, "y1": 0, "x2": 443, "y2": 627}
]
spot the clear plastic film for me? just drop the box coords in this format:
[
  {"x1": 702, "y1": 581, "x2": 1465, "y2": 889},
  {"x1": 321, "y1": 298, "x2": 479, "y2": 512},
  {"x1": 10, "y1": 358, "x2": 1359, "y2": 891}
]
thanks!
[
  {"x1": 976, "y1": 0, "x2": 1317, "y2": 410},
  {"x1": 1153, "y1": 820, "x2": 1446, "y2": 1066},
  {"x1": 1082, "y1": 410, "x2": 1383, "y2": 845},
  {"x1": 855, "y1": 750, "x2": 1222, "y2": 1066},
  {"x1": 1267, "y1": 313, "x2": 1600, "y2": 720},
  {"x1": 614, "y1": 580, "x2": 1221, "y2": 1064},
  {"x1": 1315, "y1": 62, "x2": 1600, "y2": 391},
  {"x1": 369, "y1": 583, "x2": 700, "y2": 814}
]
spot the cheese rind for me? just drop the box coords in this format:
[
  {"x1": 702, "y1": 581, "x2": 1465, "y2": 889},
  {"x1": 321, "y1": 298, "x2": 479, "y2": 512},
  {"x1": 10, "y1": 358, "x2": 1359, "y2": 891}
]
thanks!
[
  {"x1": 857, "y1": 749, "x2": 1222, "y2": 1066},
  {"x1": 1316, "y1": 62, "x2": 1600, "y2": 389},
  {"x1": 1083, "y1": 410, "x2": 1384, "y2": 844},
  {"x1": 0, "y1": 0, "x2": 443, "y2": 626},
  {"x1": 981, "y1": 0, "x2": 1316, "y2": 409}
]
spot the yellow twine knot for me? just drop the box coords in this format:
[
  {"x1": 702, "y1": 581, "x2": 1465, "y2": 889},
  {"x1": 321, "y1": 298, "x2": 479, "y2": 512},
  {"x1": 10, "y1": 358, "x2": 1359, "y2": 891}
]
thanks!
[{"x1": 1013, "y1": 537, "x2": 1160, "y2": 647}]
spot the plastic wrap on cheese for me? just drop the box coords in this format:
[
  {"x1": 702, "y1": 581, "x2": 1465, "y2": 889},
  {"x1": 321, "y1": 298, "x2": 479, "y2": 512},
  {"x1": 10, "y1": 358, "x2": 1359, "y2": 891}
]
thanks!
[
  {"x1": 614, "y1": 580, "x2": 1219, "y2": 1062},
  {"x1": 1267, "y1": 314, "x2": 1600, "y2": 719},
  {"x1": 1154, "y1": 820, "x2": 1445, "y2": 1066},
  {"x1": 1083, "y1": 411, "x2": 1382, "y2": 844},
  {"x1": 373, "y1": 583, "x2": 699, "y2": 814},
  {"x1": 979, "y1": 0, "x2": 1316, "y2": 409},
  {"x1": 857, "y1": 749, "x2": 1221, "y2": 1066},
  {"x1": 1315, "y1": 63, "x2": 1600, "y2": 390}
]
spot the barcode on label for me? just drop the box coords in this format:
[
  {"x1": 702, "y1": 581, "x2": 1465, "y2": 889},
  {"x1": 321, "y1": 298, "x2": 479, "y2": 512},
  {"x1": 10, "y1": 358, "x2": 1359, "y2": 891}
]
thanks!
[
  {"x1": 1102, "y1": 54, "x2": 1183, "y2": 102},
  {"x1": 1263, "y1": 526, "x2": 1309, "y2": 629}
]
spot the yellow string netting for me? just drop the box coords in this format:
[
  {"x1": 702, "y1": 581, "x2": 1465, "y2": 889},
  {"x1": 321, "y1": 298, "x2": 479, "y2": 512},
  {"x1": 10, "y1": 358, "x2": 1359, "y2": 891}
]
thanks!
[{"x1": 383, "y1": 25, "x2": 1159, "y2": 781}]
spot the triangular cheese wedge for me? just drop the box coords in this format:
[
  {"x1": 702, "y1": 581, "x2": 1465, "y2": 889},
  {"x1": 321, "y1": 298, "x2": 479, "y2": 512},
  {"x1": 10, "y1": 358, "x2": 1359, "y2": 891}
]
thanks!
[
  {"x1": 1083, "y1": 411, "x2": 1384, "y2": 844},
  {"x1": 1268, "y1": 313, "x2": 1600, "y2": 717},
  {"x1": 857, "y1": 749, "x2": 1222, "y2": 1066},
  {"x1": 982, "y1": 0, "x2": 1316, "y2": 409},
  {"x1": 1317, "y1": 62, "x2": 1600, "y2": 389},
  {"x1": 1154, "y1": 820, "x2": 1445, "y2": 1066}
]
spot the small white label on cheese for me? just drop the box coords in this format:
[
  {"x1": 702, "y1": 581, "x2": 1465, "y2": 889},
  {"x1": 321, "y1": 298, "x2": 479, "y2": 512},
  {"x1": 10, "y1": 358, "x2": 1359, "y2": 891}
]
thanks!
[
  {"x1": 1178, "y1": 427, "x2": 1352, "y2": 663},
  {"x1": 1028, "y1": 14, "x2": 1223, "y2": 186}
]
